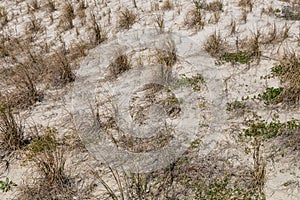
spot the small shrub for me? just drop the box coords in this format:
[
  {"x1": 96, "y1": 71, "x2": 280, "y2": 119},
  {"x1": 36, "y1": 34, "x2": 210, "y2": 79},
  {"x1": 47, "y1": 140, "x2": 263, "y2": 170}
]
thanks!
[
  {"x1": 28, "y1": 0, "x2": 40, "y2": 11},
  {"x1": 20, "y1": 128, "x2": 71, "y2": 199},
  {"x1": 60, "y1": 1, "x2": 75, "y2": 30},
  {"x1": 54, "y1": 51, "x2": 76, "y2": 85},
  {"x1": 280, "y1": 5, "x2": 300, "y2": 20},
  {"x1": 13, "y1": 63, "x2": 44, "y2": 108},
  {"x1": 0, "y1": 6, "x2": 8, "y2": 26},
  {"x1": 238, "y1": 0, "x2": 253, "y2": 12},
  {"x1": 154, "y1": 14, "x2": 164, "y2": 33},
  {"x1": 46, "y1": 0, "x2": 56, "y2": 12}
]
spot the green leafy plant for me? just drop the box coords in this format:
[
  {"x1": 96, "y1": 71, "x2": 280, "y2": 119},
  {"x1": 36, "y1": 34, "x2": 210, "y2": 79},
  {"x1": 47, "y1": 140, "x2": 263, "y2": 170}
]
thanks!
[
  {"x1": 0, "y1": 178, "x2": 17, "y2": 192},
  {"x1": 226, "y1": 100, "x2": 246, "y2": 111},
  {"x1": 258, "y1": 87, "x2": 283, "y2": 105},
  {"x1": 243, "y1": 117, "x2": 299, "y2": 139},
  {"x1": 219, "y1": 51, "x2": 253, "y2": 65},
  {"x1": 177, "y1": 74, "x2": 205, "y2": 91}
]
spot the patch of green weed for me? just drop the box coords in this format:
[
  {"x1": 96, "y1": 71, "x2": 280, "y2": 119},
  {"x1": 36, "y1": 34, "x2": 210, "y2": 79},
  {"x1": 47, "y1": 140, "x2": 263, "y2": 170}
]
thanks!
[
  {"x1": 176, "y1": 74, "x2": 205, "y2": 91},
  {"x1": 258, "y1": 87, "x2": 283, "y2": 105},
  {"x1": 218, "y1": 51, "x2": 254, "y2": 65},
  {"x1": 0, "y1": 178, "x2": 17, "y2": 192},
  {"x1": 226, "y1": 101, "x2": 246, "y2": 111}
]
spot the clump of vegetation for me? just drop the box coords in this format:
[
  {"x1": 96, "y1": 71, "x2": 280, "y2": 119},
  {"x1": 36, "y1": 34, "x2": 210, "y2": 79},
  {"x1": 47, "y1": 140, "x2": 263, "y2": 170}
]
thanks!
[
  {"x1": 279, "y1": 5, "x2": 300, "y2": 20},
  {"x1": 118, "y1": 8, "x2": 137, "y2": 29},
  {"x1": 185, "y1": 1, "x2": 205, "y2": 30},
  {"x1": 0, "y1": 104, "x2": 27, "y2": 154},
  {"x1": 0, "y1": 6, "x2": 8, "y2": 26},
  {"x1": 0, "y1": 178, "x2": 17, "y2": 192},
  {"x1": 161, "y1": 0, "x2": 173, "y2": 10},
  {"x1": 258, "y1": 87, "x2": 283, "y2": 105},
  {"x1": 219, "y1": 51, "x2": 254, "y2": 65},
  {"x1": 12, "y1": 63, "x2": 44, "y2": 108},
  {"x1": 155, "y1": 40, "x2": 177, "y2": 67},
  {"x1": 20, "y1": 128, "x2": 76, "y2": 199},
  {"x1": 238, "y1": 0, "x2": 254, "y2": 12},
  {"x1": 204, "y1": 31, "x2": 225, "y2": 57},
  {"x1": 109, "y1": 54, "x2": 131, "y2": 78},
  {"x1": 176, "y1": 74, "x2": 205, "y2": 91},
  {"x1": 59, "y1": 1, "x2": 75, "y2": 30},
  {"x1": 226, "y1": 100, "x2": 246, "y2": 111},
  {"x1": 206, "y1": 0, "x2": 223, "y2": 12},
  {"x1": 271, "y1": 51, "x2": 300, "y2": 105},
  {"x1": 90, "y1": 13, "x2": 107, "y2": 45},
  {"x1": 242, "y1": 115, "x2": 300, "y2": 139}
]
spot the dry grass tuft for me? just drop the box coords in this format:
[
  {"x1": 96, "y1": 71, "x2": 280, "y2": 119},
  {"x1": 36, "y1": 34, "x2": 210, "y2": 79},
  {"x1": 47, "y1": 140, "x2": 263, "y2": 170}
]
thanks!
[
  {"x1": 204, "y1": 31, "x2": 225, "y2": 57},
  {"x1": 109, "y1": 54, "x2": 131, "y2": 78},
  {"x1": 118, "y1": 8, "x2": 137, "y2": 29},
  {"x1": 60, "y1": 1, "x2": 75, "y2": 30},
  {"x1": 51, "y1": 51, "x2": 76, "y2": 86},
  {"x1": 238, "y1": 0, "x2": 253, "y2": 12},
  {"x1": 206, "y1": 0, "x2": 223, "y2": 12},
  {"x1": 155, "y1": 40, "x2": 177, "y2": 67},
  {"x1": 273, "y1": 51, "x2": 300, "y2": 105},
  {"x1": 162, "y1": 0, "x2": 174, "y2": 10},
  {"x1": 154, "y1": 14, "x2": 164, "y2": 33},
  {"x1": 0, "y1": 6, "x2": 8, "y2": 26},
  {"x1": 185, "y1": 2, "x2": 205, "y2": 30},
  {"x1": 11, "y1": 63, "x2": 44, "y2": 108},
  {"x1": 18, "y1": 128, "x2": 73, "y2": 199},
  {"x1": 90, "y1": 13, "x2": 107, "y2": 45},
  {"x1": 0, "y1": 104, "x2": 27, "y2": 154},
  {"x1": 46, "y1": 0, "x2": 56, "y2": 12}
]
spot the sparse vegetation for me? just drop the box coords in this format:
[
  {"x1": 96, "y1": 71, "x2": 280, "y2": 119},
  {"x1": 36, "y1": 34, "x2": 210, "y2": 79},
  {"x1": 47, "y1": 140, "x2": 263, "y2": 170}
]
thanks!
[
  {"x1": 109, "y1": 54, "x2": 131, "y2": 78},
  {"x1": 20, "y1": 128, "x2": 74, "y2": 199},
  {"x1": 155, "y1": 39, "x2": 177, "y2": 67},
  {"x1": 258, "y1": 87, "x2": 283, "y2": 105},
  {"x1": 90, "y1": 13, "x2": 107, "y2": 45},
  {"x1": 271, "y1": 51, "x2": 300, "y2": 105},
  {"x1": 0, "y1": 178, "x2": 17, "y2": 192},
  {"x1": 226, "y1": 100, "x2": 246, "y2": 111},
  {"x1": 243, "y1": 115, "x2": 300, "y2": 140},
  {"x1": 219, "y1": 51, "x2": 254, "y2": 65},
  {"x1": 0, "y1": 0, "x2": 299, "y2": 199},
  {"x1": 185, "y1": 1, "x2": 205, "y2": 30},
  {"x1": 204, "y1": 31, "x2": 225, "y2": 57},
  {"x1": 176, "y1": 74, "x2": 205, "y2": 92},
  {"x1": 118, "y1": 8, "x2": 137, "y2": 29},
  {"x1": 0, "y1": 104, "x2": 27, "y2": 154}
]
